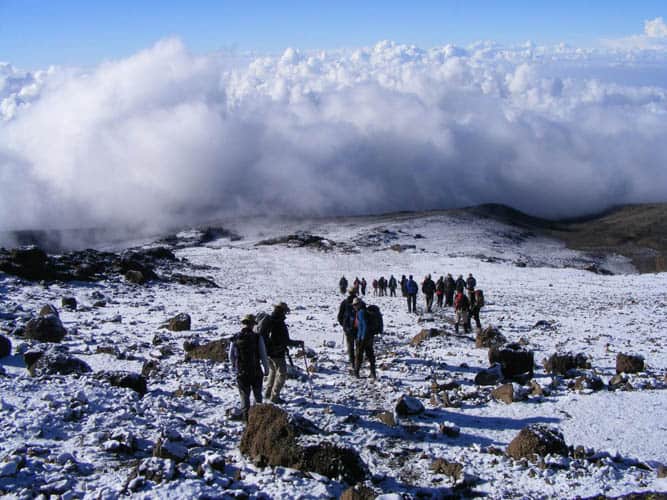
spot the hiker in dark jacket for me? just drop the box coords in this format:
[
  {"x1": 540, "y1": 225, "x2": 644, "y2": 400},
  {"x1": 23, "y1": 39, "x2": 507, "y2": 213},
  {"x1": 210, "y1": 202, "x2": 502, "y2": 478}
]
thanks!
[
  {"x1": 469, "y1": 289, "x2": 484, "y2": 330},
  {"x1": 260, "y1": 302, "x2": 303, "y2": 403},
  {"x1": 339, "y1": 276, "x2": 348, "y2": 295},
  {"x1": 454, "y1": 291, "x2": 471, "y2": 334},
  {"x1": 422, "y1": 274, "x2": 436, "y2": 313},
  {"x1": 445, "y1": 273, "x2": 456, "y2": 307},
  {"x1": 361, "y1": 277, "x2": 367, "y2": 295},
  {"x1": 466, "y1": 273, "x2": 477, "y2": 305},
  {"x1": 229, "y1": 314, "x2": 269, "y2": 421},
  {"x1": 352, "y1": 298, "x2": 377, "y2": 379},
  {"x1": 435, "y1": 276, "x2": 445, "y2": 308},
  {"x1": 388, "y1": 275, "x2": 397, "y2": 297},
  {"x1": 337, "y1": 289, "x2": 358, "y2": 368},
  {"x1": 455, "y1": 275, "x2": 466, "y2": 293},
  {"x1": 406, "y1": 275, "x2": 418, "y2": 314},
  {"x1": 378, "y1": 276, "x2": 387, "y2": 296},
  {"x1": 400, "y1": 275, "x2": 407, "y2": 297}
]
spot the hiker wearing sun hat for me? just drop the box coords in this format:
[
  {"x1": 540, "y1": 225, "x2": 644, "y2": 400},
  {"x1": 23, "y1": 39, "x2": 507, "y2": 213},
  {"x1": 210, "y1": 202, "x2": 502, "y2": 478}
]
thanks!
[
  {"x1": 228, "y1": 314, "x2": 269, "y2": 422},
  {"x1": 261, "y1": 302, "x2": 304, "y2": 404}
]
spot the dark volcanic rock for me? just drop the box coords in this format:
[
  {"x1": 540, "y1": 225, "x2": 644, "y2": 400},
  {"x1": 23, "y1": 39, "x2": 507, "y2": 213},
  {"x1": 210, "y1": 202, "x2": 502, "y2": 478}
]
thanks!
[
  {"x1": 0, "y1": 335, "x2": 11, "y2": 358},
  {"x1": 166, "y1": 313, "x2": 191, "y2": 332},
  {"x1": 61, "y1": 296, "x2": 77, "y2": 310},
  {"x1": 476, "y1": 326, "x2": 506, "y2": 349},
  {"x1": 489, "y1": 343, "x2": 534, "y2": 379},
  {"x1": 475, "y1": 363, "x2": 504, "y2": 386},
  {"x1": 183, "y1": 339, "x2": 230, "y2": 363},
  {"x1": 395, "y1": 395, "x2": 425, "y2": 416},
  {"x1": 124, "y1": 270, "x2": 146, "y2": 284},
  {"x1": 616, "y1": 353, "x2": 645, "y2": 374},
  {"x1": 97, "y1": 371, "x2": 148, "y2": 396},
  {"x1": 24, "y1": 313, "x2": 67, "y2": 343},
  {"x1": 507, "y1": 424, "x2": 568, "y2": 460},
  {"x1": 544, "y1": 352, "x2": 590, "y2": 377},
  {"x1": 240, "y1": 404, "x2": 366, "y2": 484},
  {"x1": 255, "y1": 233, "x2": 336, "y2": 251},
  {"x1": 25, "y1": 348, "x2": 91, "y2": 377}
]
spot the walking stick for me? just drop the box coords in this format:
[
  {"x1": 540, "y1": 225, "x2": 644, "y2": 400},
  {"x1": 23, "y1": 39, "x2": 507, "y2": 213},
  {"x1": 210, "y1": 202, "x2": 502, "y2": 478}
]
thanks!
[{"x1": 301, "y1": 344, "x2": 315, "y2": 400}]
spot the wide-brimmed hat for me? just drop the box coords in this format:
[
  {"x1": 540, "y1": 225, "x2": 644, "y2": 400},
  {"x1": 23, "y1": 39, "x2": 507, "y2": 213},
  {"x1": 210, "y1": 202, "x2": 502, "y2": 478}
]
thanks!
[
  {"x1": 241, "y1": 314, "x2": 257, "y2": 325},
  {"x1": 273, "y1": 301, "x2": 291, "y2": 313}
]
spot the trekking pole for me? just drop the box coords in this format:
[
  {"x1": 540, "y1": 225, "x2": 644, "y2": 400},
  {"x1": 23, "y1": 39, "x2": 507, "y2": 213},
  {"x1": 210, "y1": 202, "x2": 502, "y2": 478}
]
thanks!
[
  {"x1": 301, "y1": 344, "x2": 315, "y2": 401},
  {"x1": 286, "y1": 349, "x2": 295, "y2": 368}
]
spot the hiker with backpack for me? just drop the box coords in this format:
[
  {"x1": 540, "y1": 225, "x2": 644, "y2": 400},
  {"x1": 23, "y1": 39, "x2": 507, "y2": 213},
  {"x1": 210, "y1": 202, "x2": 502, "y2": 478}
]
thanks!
[
  {"x1": 406, "y1": 275, "x2": 418, "y2": 314},
  {"x1": 337, "y1": 288, "x2": 358, "y2": 369},
  {"x1": 469, "y1": 289, "x2": 485, "y2": 330},
  {"x1": 422, "y1": 274, "x2": 436, "y2": 313},
  {"x1": 372, "y1": 279, "x2": 378, "y2": 296},
  {"x1": 400, "y1": 275, "x2": 408, "y2": 297},
  {"x1": 388, "y1": 275, "x2": 397, "y2": 297},
  {"x1": 444, "y1": 274, "x2": 456, "y2": 307},
  {"x1": 352, "y1": 298, "x2": 382, "y2": 379},
  {"x1": 229, "y1": 314, "x2": 269, "y2": 422},
  {"x1": 435, "y1": 276, "x2": 445, "y2": 308},
  {"x1": 259, "y1": 302, "x2": 304, "y2": 404},
  {"x1": 339, "y1": 276, "x2": 348, "y2": 295},
  {"x1": 361, "y1": 277, "x2": 367, "y2": 296},
  {"x1": 466, "y1": 273, "x2": 477, "y2": 305},
  {"x1": 454, "y1": 290, "x2": 471, "y2": 334},
  {"x1": 455, "y1": 274, "x2": 466, "y2": 294},
  {"x1": 378, "y1": 276, "x2": 387, "y2": 296}
]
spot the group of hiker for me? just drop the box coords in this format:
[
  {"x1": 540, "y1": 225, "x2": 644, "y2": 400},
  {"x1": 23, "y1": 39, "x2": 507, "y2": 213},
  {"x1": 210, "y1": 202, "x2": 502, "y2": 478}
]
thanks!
[
  {"x1": 339, "y1": 275, "x2": 398, "y2": 297},
  {"x1": 232, "y1": 273, "x2": 485, "y2": 421},
  {"x1": 228, "y1": 302, "x2": 304, "y2": 421}
]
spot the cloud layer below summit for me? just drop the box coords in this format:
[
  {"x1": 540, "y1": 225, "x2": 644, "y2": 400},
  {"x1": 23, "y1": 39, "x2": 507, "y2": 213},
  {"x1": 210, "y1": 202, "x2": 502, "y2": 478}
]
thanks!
[{"x1": 2, "y1": 20, "x2": 667, "y2": 234}]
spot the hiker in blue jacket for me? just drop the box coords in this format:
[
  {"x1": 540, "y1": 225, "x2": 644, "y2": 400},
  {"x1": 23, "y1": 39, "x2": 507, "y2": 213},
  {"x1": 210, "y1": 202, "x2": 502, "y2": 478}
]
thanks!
[
  {"x1": 352, "y1": 298, "x2": 376, "y2": 379},
  {"x1": 406, "y1": 275, "x2": 418, "y2": 314}
]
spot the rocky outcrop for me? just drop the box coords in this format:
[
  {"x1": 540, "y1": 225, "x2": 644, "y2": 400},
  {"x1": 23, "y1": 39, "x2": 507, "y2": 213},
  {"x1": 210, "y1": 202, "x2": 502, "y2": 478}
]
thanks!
[
  {"x1": 506, "y1": 425, "x2": 568, "y2": 460},
  {"x1": 395, "y1": 395, "x2": 425, "y2": 416},
  {"x1": 240, "y1": 404, "x2": 366, "y2": 484},
  {"x1": 24, "y1": 306, "x2": 67, "y2": 343},
  {"x1": 183, "y1": 339, "x2": 229, "y2": 362},
  {"x1": 474, "y1": 363, "x2": 504, "y2": 386},
  {"x1": 166, "y1": 313, "x2": 191, "y2": 332},
  {"x1": 96, "y1": 371, "x2": 148, "y2": 396},
  {"x1": 616, "y1": 353, "x2": 645, "y2": 374}
]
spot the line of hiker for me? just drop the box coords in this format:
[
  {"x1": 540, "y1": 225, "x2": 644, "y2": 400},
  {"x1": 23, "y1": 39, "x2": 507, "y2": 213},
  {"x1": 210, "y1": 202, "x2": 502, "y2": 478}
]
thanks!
[
  {"x1": 339, "y1": 275, "x2": 398, "y2": 297},
  {"x1": 229, "y1": 302, "x2": 304, "y2": 421}
]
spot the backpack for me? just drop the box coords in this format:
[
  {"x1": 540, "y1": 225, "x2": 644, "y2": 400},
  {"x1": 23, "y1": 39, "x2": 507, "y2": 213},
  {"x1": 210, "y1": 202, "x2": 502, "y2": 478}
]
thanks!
[
  {"x1": 365, "y1": 305, "x2": 383, "y2": 336},
  {"x1": 234, "y1": 331, "x2": 260, "y2": 379},
  {"x1": 256, "y1": 311, "x2": 272, "y2": 348},
  {"x1": 475, "y1": 289, "x2": 485, "y2": 307}
]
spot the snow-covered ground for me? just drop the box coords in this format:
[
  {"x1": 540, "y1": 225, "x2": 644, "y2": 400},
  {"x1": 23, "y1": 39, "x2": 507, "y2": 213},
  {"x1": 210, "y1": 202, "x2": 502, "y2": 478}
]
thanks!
[{"x1": 1, "y1": 211, "x2": 666, "y2": 499}]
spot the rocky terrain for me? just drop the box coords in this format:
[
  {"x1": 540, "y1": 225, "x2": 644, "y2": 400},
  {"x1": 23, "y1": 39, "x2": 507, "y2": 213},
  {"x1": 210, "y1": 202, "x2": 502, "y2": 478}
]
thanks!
[{"x1": 0, "y1": 208, "x2": 666, "y2": 499}]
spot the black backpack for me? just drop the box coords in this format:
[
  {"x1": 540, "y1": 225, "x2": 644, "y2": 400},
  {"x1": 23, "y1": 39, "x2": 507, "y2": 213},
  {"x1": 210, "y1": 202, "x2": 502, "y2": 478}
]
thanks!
[
  {"x1": 365, "y1": 305, "x2": 383, "y2": 336},
  {"x1": 234, "y1": 331, "x2": 260, "y2": 378}
]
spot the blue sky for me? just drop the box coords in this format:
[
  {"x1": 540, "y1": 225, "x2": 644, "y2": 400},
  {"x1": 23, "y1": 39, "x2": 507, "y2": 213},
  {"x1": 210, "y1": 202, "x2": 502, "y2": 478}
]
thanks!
[{"x1": 1, "y1": 0, "x2": 666, "y2": 69}]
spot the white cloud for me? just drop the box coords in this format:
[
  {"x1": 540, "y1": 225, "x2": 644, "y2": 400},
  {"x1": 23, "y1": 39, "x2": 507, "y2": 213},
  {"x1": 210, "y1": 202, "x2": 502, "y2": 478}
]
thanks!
[
  {"x1": 1, "y1": 37, "x2": 667, "y2": 239},
  {"x1": 645, "y1": 17, "x2": 667, "y2": 38}
]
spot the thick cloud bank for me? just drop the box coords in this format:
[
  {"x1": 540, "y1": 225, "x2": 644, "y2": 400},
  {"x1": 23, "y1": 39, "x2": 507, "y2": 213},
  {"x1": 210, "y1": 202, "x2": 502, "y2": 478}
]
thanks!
[{"x1": 2, "y1": 28, "x2": 667, "y2": 236}]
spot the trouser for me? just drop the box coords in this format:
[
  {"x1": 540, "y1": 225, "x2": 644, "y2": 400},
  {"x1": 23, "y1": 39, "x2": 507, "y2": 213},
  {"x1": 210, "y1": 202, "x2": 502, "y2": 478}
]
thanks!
[
  {"x1": 407, "y1": 294, "x2": 417, "y2": 313},
  {"x1": 238, "y1": 375, "x2": 263, "y2": 421},
  {"x1": 436, "y1": 293, "x2": 444, "y2": 307},
  {"x1": 470, "y1": 307, "x2": 481, "y2": 329},
  {"x1": 265, "y1": 356, "x2": 287, "y2": 401},
  {"x1": 425, "y1": 293, "x2": 434, "y2": 312},
  {"x1": 455, "y1": 311, "x2": 470, "y2": 333},
  {"x1": 354, "y1": 338, "x2": 376, "y2": 378},
  {"x1": 390, "y1": 287, "x2": 396, "y2": 297},
  {"x1": 344, "y1": 330, "x2": 356, "y2": 366},
  {"x1": 445, "y1": 290, "x2": 454, "y2": 307},
  {"x1": 467, "y1": 289, "x2": 476, "y2": 307}
]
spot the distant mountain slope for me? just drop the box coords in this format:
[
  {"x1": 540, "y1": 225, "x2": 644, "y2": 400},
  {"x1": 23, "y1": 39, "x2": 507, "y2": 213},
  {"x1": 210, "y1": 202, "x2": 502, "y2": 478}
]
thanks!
[{"x1": 463, "y1": 203, "x2": 667, "y2": 273}]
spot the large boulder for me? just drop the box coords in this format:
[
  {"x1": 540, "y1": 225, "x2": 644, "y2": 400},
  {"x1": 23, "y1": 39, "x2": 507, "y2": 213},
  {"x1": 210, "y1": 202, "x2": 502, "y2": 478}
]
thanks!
[
  {"x1": 506, "y1": 424, "x2": 568, "y2": 460},
  {"x1": 24, "y1": 308, "x2": 67, "y2": 343},
  {"x1": 24, "y1": 348, "x2": 91, "y2": 377},
  {"x1": 395, "y1": 395, "x2": 425, "y2": 416},
  {"x1": 474, "y1": 363, "x2": 504, "y2": 386},
  {"x1": 489, "y1": 344, "x2": 534, "y2": 379},
  {"x1": 476, "y1": 326, "x2": 506, "y2": 349},
  {"x1": 0, "y1": 335, "x2": 11, "y2": 358},
  {"x1": 96, "y1": 371, "x2": 148, "y2": 396},
  {"x1": 491, "y1": 383, "x2": 515, "y2": 404},
  {"x1": 240, "y1": 404, "x2": 366, "y2": 483},
  {"x1": 183, "y1": 339, "x2": 229, "y2": 362},
  {"x1": 166, "y1": 313, "x2": 191, "y2": 332},
  {"x1": 616, "y1": 353, "x2": 645, "y2": 374}
]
